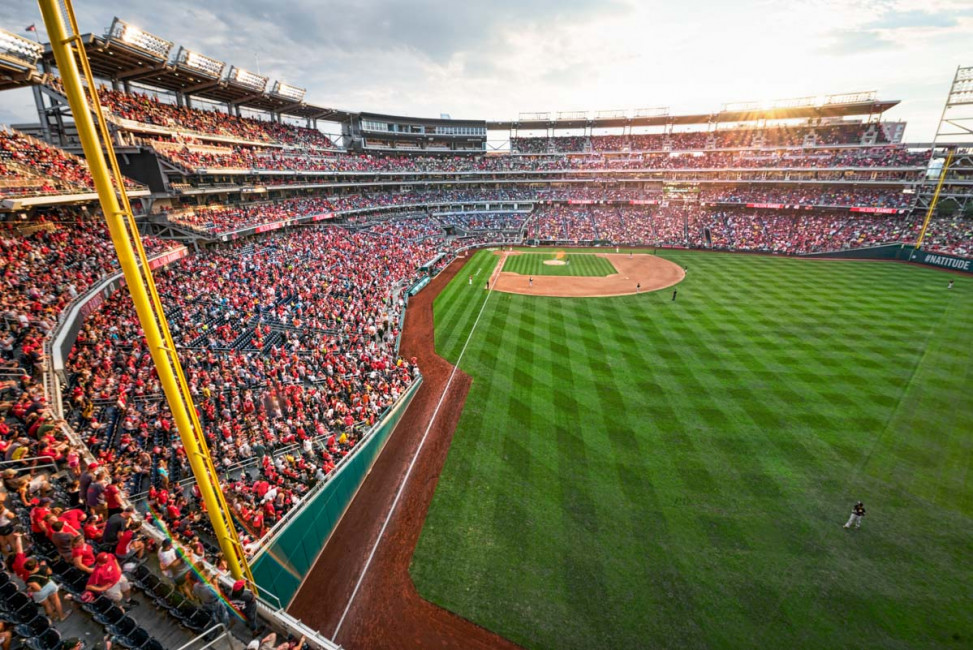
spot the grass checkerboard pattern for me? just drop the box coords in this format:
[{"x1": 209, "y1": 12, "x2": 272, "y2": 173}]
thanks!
[
  {"x1": 501, "y1": 252, "x2": 616, "y2": 277},
  {"x1": 410, "y1": 249, "x2": 973, "y2": 649}
]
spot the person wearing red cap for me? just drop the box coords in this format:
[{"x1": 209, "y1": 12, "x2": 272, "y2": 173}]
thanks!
[
  {"x1": 85, "y1": 552, "x2": 135, "y2": 606},
  {"x1": 226, "y1": 578, "x2": 258, "y2": 633}
]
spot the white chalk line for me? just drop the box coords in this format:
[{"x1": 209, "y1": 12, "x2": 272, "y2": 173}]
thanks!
[{"x1": 333, "y1": 267, "x2": 496, "y2": 638}]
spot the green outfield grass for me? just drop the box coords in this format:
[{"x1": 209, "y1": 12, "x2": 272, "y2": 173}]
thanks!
[
  {"x1": 501, "y1": 251, "x2": 616, "y2": 277},
  {"x1": 410, "y1": 249, "x2": 973, "y2": 650}
]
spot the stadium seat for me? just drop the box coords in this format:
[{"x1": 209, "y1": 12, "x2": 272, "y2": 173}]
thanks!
[
  {"x1": 81, "y1": 594, "x2": 115, "y2": 617},
  {"x1": 93, "y1": 603, "x2": 125, "y2": 627},
  {"x1": 108, "y1": 614, "x2": 139, "y2": 639},
  {"x1": 178, "y1": 605, "x2": 213, "y2": 633},
  {"x1": 162, "y1": 590, "x2": 188, "y2": 615},
  {"x1": 135, "y1": 570, "x2": 161, "y2": 594},
  {"x1": 0, "y1": 581, "x2": 18, "y2": 604},
  {"x1": 127, "y1": 563, "x2": 153, "y2": 590},
  {"x1": 6, "y1": 599, "x2": 42, "y2": 626},
  {"x1": 116, "y1": 625, "x2": 150, "y2": 649},
  {"x1": 148, "y1": 580, "x2": 173, "y2": 607},
  {"x1": 25, "y1": 627, "x2": 61, "y2": 650},
  {"x1": 141, "y1": 639, "x2": 165, "y2": 650},
  {"x1": 14, "y1": 614, "x2": 51, "y2": 640},
  {"x1": 58, "y1": 568, "x2": 91, "y2": 596}
]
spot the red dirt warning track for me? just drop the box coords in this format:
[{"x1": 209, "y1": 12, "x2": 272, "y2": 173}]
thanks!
[{"x1": 288, "y1": 253, "x2": 521, "y2": 649}]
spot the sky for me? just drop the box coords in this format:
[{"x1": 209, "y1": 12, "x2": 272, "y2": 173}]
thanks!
[{"x1": 1, "y1": 0, "x2": 970, "y2": 143}]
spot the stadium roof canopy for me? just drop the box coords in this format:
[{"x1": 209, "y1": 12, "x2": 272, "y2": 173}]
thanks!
[
  {"x1": 39, "y1": 28, "x2": 355, "y2": 122},
  {"x1": 0, "y1": 28, "x2": 46, "y2": 92},
  {"x1": 487, "y1": 98, "x2": 901, "y2": 131}
]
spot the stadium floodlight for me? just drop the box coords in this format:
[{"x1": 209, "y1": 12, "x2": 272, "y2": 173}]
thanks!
[
  {"x1": 634, "y1": 106, "x2": 669, "y2": 118},
  {"x1": 0, "y1": 28, "x2": 43, "y2": 64},
  {"x1": 824, "y1": 90, "x2": 877, "y2": 105},
  {"x1": 107, "y1": 18, "x2": 172, "y2": 61},
  {"x1": 518, "y1": 112, "x2": 550, "y2": 122},
  {"x1": 270, "y1": 80, "x2": 305, "y2": 102},
  {"x1": 556, "y1": 111, "x2": 587, "y2": 121},
  {"x1": 228, "y1": 66, "x2": 268, "y2": 92},
  {"x1": 771, "y1": 95, "x2": 817, "y2": 110},
  {"x1": 595, "y1": 109, "x2": 627, "y2": 119},
  {"x1": 175, "y1": 47, "x2": 224, "y2": 79},
  {"x1": 721, "y1": 100, "x2": 762, "y2": 113}
]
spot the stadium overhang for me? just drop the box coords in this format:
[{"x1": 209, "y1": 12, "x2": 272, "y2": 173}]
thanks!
[
  {"x1": 39, "y1": 31, "x2": 353, "y2": 123},
  {"x1": 0, "y1": 28, "x2": 46, "y2": 91},
  {"x1": 0, "y1": 52, "x2": 46, "y2": 91},
  {"x1": 487, "y1": 100, "x2": 901, "y2": 130}
]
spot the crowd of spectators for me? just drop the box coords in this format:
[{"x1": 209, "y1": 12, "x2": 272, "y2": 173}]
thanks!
[
  {"x1": 435, "y1": 212, "x2": 528, "y2": 232},
  {"x1": 0, "y1": 128, "x2": 141, "y2": 199},
  {"x1": 162, "y1": 188, "x2": 619, "y2": 235},
  {"x1": 702, "y1": 186, "x2": 913, "y2": 209},
  {"x1": 691, "y1": 209, "x2": 919, "y2": 254},
  {"x1": 523, "y1": 203, "x2": 932, "y2": 254},
  {"x1": 921, "y1": 213, "x2": 973, "y2": 258},
  {"x1": 0, "y1": 217, "x2": 283, "y2": 647},
  {"x1": 62, "y1": 222, "x2": 465, "y2": 555},
  {"x1": 148, "y1": 138, "x2": 929, "y2": 177},
  {"x1": 1, "y1": 210, "x2": 174, "y2": 341},
  {"x1": 81, "y1": 84, "x2": 334, "y2": 150},
  {"x1": 514, "y1": 123, "x2": 882, "y2": 153}
]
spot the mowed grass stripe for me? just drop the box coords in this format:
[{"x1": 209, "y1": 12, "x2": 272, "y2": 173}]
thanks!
[
  {"x1": 502, "y1": 252, "x2": 616, "y2": 277},
  {"x1": 414, "y1": 250, "x2": 973, "y2": 649}
]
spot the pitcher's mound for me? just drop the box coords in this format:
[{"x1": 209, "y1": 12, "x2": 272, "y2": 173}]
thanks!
[
  {"x1": 493, "y1": 252, "x2": 684, "y2": 297},
  {"x1": 543, "y1": 259, "x2": 567, "y2": 266}
]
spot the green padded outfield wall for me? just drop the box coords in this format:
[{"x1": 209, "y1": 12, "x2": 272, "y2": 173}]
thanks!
[{"x1": 250, "y1": 377, "x2": 422, "y2": 607}]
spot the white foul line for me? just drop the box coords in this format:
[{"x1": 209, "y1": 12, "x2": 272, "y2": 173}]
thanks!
[{"x1": 333, "y1": 275, "x2": 496, "y2": 638}]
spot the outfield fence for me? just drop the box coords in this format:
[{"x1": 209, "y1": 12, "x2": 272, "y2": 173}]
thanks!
[{"x1": 249, "y1": 377, "x2": 423, "y2": 607}]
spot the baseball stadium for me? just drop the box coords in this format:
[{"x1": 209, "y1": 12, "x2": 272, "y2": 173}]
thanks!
[{"x1": 0, "y1": 1, "x2": 970, "y2": 648}]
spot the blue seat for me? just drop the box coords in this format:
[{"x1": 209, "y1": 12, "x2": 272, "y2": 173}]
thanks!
[
  {"x1": 108, "y1": 614, "x2": 139, "y2": 639},
  {"x1": 14, "y1": 613, "x2": 50, "y2": 640},
  {"x1": 117, "y1": 625, "x2": 151, "y2": 649},
  {"x1": 25, "y1": 627, "x2": 61, "y2": 650}
]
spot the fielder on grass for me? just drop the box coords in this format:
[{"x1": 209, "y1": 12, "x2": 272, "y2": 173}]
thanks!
[{"x1": 844, "y1": 501, "x2": 866, "y2": 529}]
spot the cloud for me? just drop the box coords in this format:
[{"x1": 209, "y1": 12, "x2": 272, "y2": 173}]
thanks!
[
  {"x1": 0, "y1": 0, "x2": 969, "y2": 140},
  {"x1": 821, "y1": 29, "x2": 896, "y2": 54},
  {"x1": 862, "y1": 8, "x2": 964, "y2": 30}
]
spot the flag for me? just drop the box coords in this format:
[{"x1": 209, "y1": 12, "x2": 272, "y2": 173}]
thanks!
[{"x1": 25, "y1": 24, "x2": 36, "y2": 32}]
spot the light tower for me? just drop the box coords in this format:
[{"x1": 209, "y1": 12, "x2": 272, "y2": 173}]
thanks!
[{"x1": 914, "y1": 65, "x2": 973, "y2": 243}]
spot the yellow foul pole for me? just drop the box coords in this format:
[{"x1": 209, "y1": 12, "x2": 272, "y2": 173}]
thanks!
[
  {"x1": 38, "y1": 0, "x2": 254, "y2": 587},
  {"x1": 915, "y1": 149, "x2": 954, "y2": 250}
]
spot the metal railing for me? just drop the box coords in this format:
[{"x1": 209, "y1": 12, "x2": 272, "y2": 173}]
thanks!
[
  {"x1": 0, "y1": 457, "x2": 60, "y2": 473},
  {"x1": 173, "y1": 624, "x2": 234, "y2": 650}
]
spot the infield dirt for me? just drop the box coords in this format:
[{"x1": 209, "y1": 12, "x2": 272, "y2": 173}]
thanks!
[{"x1": 492, "y1": 251, "x2": 684, "y2": 297}]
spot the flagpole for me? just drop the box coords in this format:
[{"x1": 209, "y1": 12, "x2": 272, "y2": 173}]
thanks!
[{"x1": 25, "y1": 24, "x2": 41, "y2": 45}]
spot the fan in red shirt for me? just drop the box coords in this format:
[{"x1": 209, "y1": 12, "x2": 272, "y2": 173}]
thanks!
[
  {"x1": 70, "y1": 535, "x2": 96, "y2": 574},
  {"x1": 85, "y1": 553, "x2": 134, "y2": 604},
  {"x1": 104, "y1": 481, "x2": 123, "y2": 517},
  {"x1": 59, "y1": 508, "x2": 87, "y2": 534}
]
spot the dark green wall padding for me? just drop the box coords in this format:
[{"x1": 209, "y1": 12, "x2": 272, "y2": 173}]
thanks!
[{"x1": 250, "y1": 377, "x2": 422, "y2": 608}]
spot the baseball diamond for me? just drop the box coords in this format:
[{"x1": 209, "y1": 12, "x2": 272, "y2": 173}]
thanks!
[
  {"x1": 407, "y1": 248, "x2": 973, "y2": 649},
  {"x1": 500, "y1": 252, "x2": 616, "y2": 277}
]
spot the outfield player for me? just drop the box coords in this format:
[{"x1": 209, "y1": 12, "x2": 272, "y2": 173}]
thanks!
[{"x1": 843, "y1": 501, "x2": 866, "y2": 529}]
